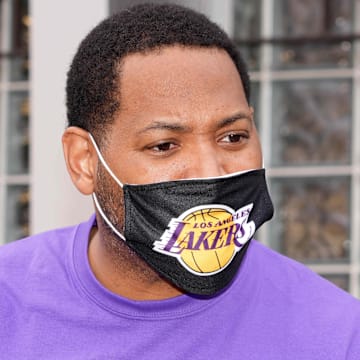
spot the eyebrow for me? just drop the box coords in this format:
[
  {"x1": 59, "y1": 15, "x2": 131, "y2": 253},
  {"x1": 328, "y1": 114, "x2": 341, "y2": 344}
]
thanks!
[
  {"x1": 216, "y1": 112, "x2": 252, "y2": 130},
  {"x1": 137, "y1": 111, "x2": 252, "y2": 134},
  {"x1": 137, "y1": 121, "x2": 192, "y2": 134}
]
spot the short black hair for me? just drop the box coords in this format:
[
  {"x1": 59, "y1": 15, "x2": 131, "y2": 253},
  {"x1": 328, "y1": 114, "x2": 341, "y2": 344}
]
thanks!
[{"x1": 66, "y1": 3, "x2": 251, "y2": 140}]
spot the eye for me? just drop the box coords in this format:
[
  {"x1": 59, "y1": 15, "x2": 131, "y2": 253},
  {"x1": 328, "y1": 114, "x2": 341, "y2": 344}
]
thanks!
[
  {"x1": 150, "y1": 141, "x2": 177, "y2": 153},
  {"x1": 219, "y1": 132, "x2": 249, "y2": 144}
]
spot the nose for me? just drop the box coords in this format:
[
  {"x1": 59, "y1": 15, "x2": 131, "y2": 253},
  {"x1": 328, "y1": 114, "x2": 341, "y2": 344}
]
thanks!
[{"x1": 183, "y1": 143, "x2": 226, "y2": 179}]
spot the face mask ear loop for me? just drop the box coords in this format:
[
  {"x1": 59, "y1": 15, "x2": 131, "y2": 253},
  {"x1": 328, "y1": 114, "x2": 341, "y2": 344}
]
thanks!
[
  {"x1": 92, "y1": 192, "x2": 127, "y2": 242},
  {"x1": 88, "y1": 133, "x2": 124, "y2": 188},
  {"x1": 89, "y1": 133, "x2": 126, "y2": 242}
]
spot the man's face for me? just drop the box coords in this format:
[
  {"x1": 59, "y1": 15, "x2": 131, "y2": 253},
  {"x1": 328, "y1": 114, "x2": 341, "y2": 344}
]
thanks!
[{"x1": 96, "y1": 46, "x2": 262, "y2": 186}]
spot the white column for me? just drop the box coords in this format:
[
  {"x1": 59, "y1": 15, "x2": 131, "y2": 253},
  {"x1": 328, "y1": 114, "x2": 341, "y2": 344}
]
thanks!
[{"x1": 30, "y1": 0, "x2": 108, "y2": 233}]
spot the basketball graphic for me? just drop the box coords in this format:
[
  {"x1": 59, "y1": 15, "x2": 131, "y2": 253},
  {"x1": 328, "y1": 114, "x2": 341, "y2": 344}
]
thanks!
[
  {"x1": 153, "y1": 203, "x2": 255, "y2": 276},
  {"x1": 180, "y1": 207, "x2": 236, "y2": 273}
]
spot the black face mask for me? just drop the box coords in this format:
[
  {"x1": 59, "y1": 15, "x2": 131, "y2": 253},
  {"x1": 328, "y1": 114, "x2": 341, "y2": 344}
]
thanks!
[{"x1": 90, "y1": 134, "x2": 274, "y2": 296}]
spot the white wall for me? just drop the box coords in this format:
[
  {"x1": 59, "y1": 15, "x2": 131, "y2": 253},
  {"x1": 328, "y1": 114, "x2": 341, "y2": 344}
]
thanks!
[{"x1": 30, "y1": 0, "x2": 108, "y2": 233}]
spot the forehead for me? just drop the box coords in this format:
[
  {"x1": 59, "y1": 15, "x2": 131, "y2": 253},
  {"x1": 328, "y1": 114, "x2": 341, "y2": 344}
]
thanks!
[
  {"x1": 121, "y1": 46, "x2": 244, "y2": 99},
  {"x1": 113, "y1": 46, "x2": 248, "y2": 133}
]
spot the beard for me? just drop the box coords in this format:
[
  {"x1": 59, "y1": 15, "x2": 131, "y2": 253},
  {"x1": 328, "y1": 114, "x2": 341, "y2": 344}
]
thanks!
[{"x1": 94, "y1": 163, "x2": 165, "y2": 284}]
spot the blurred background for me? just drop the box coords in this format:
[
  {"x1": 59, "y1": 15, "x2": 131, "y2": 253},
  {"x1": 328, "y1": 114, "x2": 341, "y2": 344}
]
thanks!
[{"x1": 0, "y1": 0, "x2": 359, "y2": 297}]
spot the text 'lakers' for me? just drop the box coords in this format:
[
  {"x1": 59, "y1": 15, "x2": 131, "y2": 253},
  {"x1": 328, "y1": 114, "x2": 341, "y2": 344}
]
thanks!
[{"x1": 153, "y1": 204, "x2": 256, "y2": 275}]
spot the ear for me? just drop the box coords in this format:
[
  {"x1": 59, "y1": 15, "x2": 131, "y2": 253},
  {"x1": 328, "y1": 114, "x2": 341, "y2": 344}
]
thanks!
[{"x1": 62, "y1": 127, "x2": 97, "y2": 195}]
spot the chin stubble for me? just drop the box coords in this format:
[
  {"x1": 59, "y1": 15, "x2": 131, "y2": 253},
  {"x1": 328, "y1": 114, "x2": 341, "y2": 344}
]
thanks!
[{"x1": 95, "y1": 163, "x2": 165, "y2": 285}]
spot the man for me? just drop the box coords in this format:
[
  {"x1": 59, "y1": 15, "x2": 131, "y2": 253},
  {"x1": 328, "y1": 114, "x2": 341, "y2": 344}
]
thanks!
[{"x1": 1, "y1": 4, "x2": 359, "y2": 359}]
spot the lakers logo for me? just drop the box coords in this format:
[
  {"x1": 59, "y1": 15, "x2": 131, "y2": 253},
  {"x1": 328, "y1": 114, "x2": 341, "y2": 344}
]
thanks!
[{"x1": 153, "y1": 203, "x2": 255, "y2": 276}]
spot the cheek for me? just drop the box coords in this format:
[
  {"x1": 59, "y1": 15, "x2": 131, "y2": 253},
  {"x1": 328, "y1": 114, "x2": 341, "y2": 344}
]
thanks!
[
  {"x1": 246, "y1": 133, "x2": 263, "y2": 165},
  {"x1": 250, "y1": 142, "x2": 263, "y2": 167},
  {"x1": 136, "y1": 162, "x2": 188, "y2": 183},
  {"x1": 226, "y1": 147, "x2": 263, "y2": 174},
  {"x1": 95, "y1": 164, "x2": 125, "y2": 226},
  {"x1": 121, "y1": 161, "x2": 161, "y2": 184}
]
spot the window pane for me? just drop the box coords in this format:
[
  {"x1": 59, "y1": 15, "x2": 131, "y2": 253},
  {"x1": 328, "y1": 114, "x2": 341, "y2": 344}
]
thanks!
[
  {"x1": 233, "y1": 0, "x2": 261, "y2": 38},
  {"x1": 238, "y1": 45, "x2": 261, "y2": 71},
  {"x1": 10, "y1": 0, "x2": 29, "y2": 81},
  {"x1": 274, "y1": 0, "x2": 353, "y2": 37},
  {"x1": 10, "y1": 56, "x2": 29, "y2": 81},
  {"x1": 233, "y1": 0, "x2": 261, "y2": 71},
  {"x1": 273, "y1": 0, "x2": 353, "y2": 69},
  {"x1": 322, "y1": 274, "x2": 349, "y2": 291},
  {"x1": 269, "y1": 176, "x2": 350, "y2": 262},
  {"x1": 6, "y1": 185, "x2": 30, "y2": 242},
  {"x1": 6, "y1": 91, "x2": 30, "y2": 174},
  {"x1": 273, "y1": 41, "x2": 352, "y2": 70},
  {"x1": 271, "y1": 79, "x2": 352, "y2": 166},
  {"x1": 250, "y1": 81, "x2": 259, "y2": 125}
]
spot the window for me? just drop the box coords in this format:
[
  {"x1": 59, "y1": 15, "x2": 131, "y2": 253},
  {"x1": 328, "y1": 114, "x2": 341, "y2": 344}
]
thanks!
[
  {"x1": 0, "y1": 0, "x2": 30, "y2": 243},
  {"x1": 233, "y1": 0, "x2": 359, "y2": 296}
]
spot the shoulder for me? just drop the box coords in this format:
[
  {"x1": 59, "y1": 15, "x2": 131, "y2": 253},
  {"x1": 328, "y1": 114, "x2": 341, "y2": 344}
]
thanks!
[
  {"x1": 0, "y1": 224, "x2": 77, "y2": 268},
  {"x1": 0, "y1": 223, "x2": 82, "y2": 297},
  {"x1": 249, "y1": 240, "x2": 359, "y2": 306},
  {"x1": 247, "y1": 241, "x2": 360, "y2": 333},
  {"x1": 238, "y1": 241, "x2": 360, "y2": 357}
]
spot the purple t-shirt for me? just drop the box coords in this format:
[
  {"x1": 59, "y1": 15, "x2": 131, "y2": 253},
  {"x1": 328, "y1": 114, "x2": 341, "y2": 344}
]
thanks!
[{"x1": 0, "y1": 215, "x2": 359, "y2": 359}]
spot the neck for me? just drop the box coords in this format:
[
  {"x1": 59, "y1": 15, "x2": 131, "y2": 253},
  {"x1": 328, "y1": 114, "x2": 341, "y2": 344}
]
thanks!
[{"x1": 88, "y1": 225, "x2": 183, "y2": 301}]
